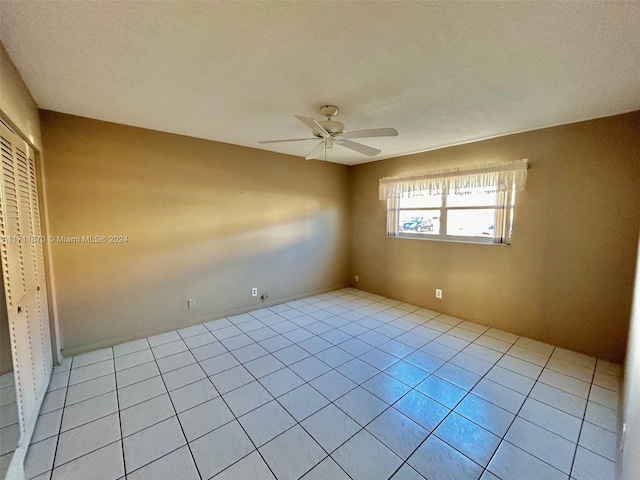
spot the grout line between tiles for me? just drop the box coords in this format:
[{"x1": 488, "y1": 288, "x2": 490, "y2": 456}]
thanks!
[
  {"x1": 43, "y1": 353, "x2": 74, "y2": 480},
  {"x1": 202, "y1": 349, "x2": 281, "y2": 480},
  {"x1": 143, "y1": 336, "x2": 204, "y2": 480},
  {"x1": 219, "y1": 330, "x2": 355, "y2": 479},
  {"x1": 479, "y1": 343, "x2": 562, "y2": 479},
  {"x1": 113, "y1": 343, "x2": 127, "y2": 477},
  {"x1": 567, "y1": 358, "x2": 599, "y2": 478},
  {"x1": 207, "y1": 309, "x2": 382, "y2": 475},
  {"x1": 383, "y1": 326, "x2": 521, "y2": 479}
]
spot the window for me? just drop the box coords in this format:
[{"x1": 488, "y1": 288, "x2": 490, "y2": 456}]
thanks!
[
  {"x1": 393, "y1": 186, "x2": 514, "y2": 244},
  {"x1": 381, "y1": 160, "x2": 528, "y2": 245}
]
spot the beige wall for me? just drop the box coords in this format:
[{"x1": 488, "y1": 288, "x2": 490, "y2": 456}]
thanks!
[
  {"x1": 41, "y1": 111, "x2": 350, "y2": 356},
  {"x1": 350, "y1": 112, "x2": 640, "y2": 363},
  {"x1": 0, "y1": 42, "x2": 41, "y2": 150},
  {"x1": 620, "y1": 230, "x2": 640, "y2": 479}
]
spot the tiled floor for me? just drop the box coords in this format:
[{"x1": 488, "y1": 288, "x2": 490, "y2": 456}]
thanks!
[
  {"x1": 1, "y1": 371, "x2": 19, "y2": 477},
  {"x1": 20, "y1": 288, "x2": 622, "y2": 480}
]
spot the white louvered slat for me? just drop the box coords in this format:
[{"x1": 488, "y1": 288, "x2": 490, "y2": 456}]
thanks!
[
  {"x1": 0, "y1": 134, "x2": 26, "y2": 305},
  {"x1": 0, "y1": 135, "x2": 14, "y2": 307}
]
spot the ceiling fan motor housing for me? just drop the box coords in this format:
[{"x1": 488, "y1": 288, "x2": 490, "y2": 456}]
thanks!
[{"x1": 316, "y1": 119, "x2": 345, "y2": 136}]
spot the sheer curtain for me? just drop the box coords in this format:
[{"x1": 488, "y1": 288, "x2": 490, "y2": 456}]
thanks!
[
  {"x1": 381, "y1": 159, "x2": 528, "y2": 243},
  {"x1": 386, "y1": 197, "x2": 399, "y2": 236},
  {"x1": 379, "y1": 159, "x2": 529, "y2": 200}
]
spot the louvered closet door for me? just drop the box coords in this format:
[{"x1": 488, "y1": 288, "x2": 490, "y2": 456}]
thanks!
[
  {"x1": 0, "y1": 121, "x2": 52, "y2": 442},
  {"x1": 28, "y1": 149, "x2": 52, "y2": 379}
]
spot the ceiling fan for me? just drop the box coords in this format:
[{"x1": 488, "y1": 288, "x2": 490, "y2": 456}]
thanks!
[{"x1": 259, "y1": 105, "x2": 398, "y2": 160}]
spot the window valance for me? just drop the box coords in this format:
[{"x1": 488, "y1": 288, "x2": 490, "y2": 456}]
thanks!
[{"x1": 379, "y1": 159, "x2": 529, "y2": 200}]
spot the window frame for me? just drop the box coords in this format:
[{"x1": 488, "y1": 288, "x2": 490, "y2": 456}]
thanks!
[{"x1": 390, "y1": 187, "x2": 515, "y2": 245}]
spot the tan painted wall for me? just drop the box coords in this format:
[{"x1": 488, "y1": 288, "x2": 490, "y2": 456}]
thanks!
[
  {"x1": 40, "y1": 111, "x2": 350, "y2": 356},
  {"x1": 0, "y1": 42, "x2": 41, "y2": 150},
  {"x1": 350, "y1": 112, "x2": 640, "y2": 363},
  {"x1": 620, "y1": 230, "x2": 640, "y2": 479}
]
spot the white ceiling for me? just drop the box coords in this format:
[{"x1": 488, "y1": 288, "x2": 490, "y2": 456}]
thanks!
[{"x1": 1, "y1": 1, "x2": 639, "y2": 165}]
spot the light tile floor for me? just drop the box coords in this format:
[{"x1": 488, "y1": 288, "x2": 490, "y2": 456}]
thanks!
[
  {"x1": 1, "y1": 371, "x2": 19, "y2": 477},
  {"x1": 19, "y1": 288, "x2": 622, "y2": 480}
]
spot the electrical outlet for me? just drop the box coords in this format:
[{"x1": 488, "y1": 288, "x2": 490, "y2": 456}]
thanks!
[
  {"x1": 435, "y1": 288, "x2": 443, "y2": 299},
  {"x1": 251, "y1": 287, "x2": 258, "y2": 297},
  {"x1": 355, "y1": 275, "x2": 359, "y2": 283},
  {"x1": 187, "y1": 299, "x2": 194, "y2": 309}
]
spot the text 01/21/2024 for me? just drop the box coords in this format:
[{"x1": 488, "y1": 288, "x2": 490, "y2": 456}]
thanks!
[{"x1": 1, "y1": 235, "x2": 129, "y2": 244}]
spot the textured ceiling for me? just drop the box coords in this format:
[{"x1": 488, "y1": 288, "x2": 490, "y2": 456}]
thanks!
[{"x1": 1, "y1": 1, "x2": 639, "y2": 165}]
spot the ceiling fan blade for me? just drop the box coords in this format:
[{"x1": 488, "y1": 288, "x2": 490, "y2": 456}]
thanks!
[
  {"x1": 258, "y1": 138, "x2": 317, "y2": 144},
  {"x1": 305, "y1": 141, "x2": 326, "y2": 161},
  {"x1": 335, "y1": 139, "x2": 381, "y2": 156},
  {"x1": 341, "y1": 128, "x2": 399, "y2": 139},
  {"x1": 295, "y1": 115, "x2": 330, "y2": 138}
]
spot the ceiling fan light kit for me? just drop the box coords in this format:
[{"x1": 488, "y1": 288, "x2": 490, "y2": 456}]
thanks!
[{"x1": 259, "y1": 105, "x2": 398, "y2": 161}]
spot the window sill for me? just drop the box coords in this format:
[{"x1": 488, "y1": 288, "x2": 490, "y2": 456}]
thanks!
[{"x1": 389, "y1": 234, "x2": 511, "y2": 246}]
